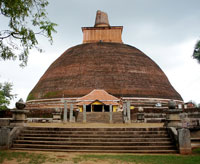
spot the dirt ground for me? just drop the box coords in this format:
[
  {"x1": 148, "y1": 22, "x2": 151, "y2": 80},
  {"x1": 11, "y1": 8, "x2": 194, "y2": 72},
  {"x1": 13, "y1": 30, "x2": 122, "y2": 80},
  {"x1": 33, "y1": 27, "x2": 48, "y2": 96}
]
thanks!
[{"x1": 1, "y1": 150, "x2": 135, "y2": 164}]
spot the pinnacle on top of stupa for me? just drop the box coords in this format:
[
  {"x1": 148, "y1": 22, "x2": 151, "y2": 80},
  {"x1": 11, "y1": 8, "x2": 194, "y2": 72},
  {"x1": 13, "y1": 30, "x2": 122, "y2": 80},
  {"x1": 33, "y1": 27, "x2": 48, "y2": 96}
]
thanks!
[
  {"x1": 82, "y1": 10, "x2": 123, "y2": 43},
  {"x1": 94, "y1": 10, "x2": 110, "y2": 27}
]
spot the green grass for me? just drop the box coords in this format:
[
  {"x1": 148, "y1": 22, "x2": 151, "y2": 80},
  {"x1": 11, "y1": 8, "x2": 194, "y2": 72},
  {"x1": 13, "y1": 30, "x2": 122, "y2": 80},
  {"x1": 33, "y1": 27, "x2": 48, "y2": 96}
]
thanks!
[
  {"x1": 0, "y1": 149, "x2": 200, "y2": 164},
  {"x1": 75, "y1": 149, "x2": 200, "y2": 164},
  {"x1": 193, "y1": 148, "x2": 200, "y2": 154},
  {"x1": 77, "y1": 154, "x2": 200, "y2": 164}
]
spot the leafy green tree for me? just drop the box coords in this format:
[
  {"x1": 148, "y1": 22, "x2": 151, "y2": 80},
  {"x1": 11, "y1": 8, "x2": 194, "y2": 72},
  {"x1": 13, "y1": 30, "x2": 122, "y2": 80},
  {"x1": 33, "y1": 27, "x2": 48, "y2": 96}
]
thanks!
[
  {"x1": 0, "y1": 82, "x2": 15, "y2": 110},
  {"x1": 0, "y1": 0, "x2": 57, "y2": 66},
  {"x1": 193, "y1": 40, "x2": 200, "y2": 63}
]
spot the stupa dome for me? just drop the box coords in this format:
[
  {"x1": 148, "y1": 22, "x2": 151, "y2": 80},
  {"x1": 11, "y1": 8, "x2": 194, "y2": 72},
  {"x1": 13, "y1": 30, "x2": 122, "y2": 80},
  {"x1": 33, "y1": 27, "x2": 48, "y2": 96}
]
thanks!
[{"x1": 28, "y1": 42, "x2": 182, "y2": 101}]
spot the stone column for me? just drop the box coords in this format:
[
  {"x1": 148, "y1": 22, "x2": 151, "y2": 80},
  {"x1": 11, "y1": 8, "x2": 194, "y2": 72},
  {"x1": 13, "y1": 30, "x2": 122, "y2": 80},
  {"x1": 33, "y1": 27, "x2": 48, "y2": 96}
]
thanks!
[
  {"x1": 102, "y1": 105, "x2": 105, "y2": 112},
  {"x1": 165, "y1": 109, "x2": 183, "y2": 127},
  {"x1": 109, "y1": 104, "x2": 113, "y2": 123},
  {"x1": 83, "y1": 104, "x2": 86, "y2": 123},
  {"x1": 52, "y1": 108, "x2": 62, "y2": 123},
  {"x1": 69, "y1": 104, "x2": 74, "y2": 123},
  {"x1": 63, "y1": 100, "x2": 67, "y2": 123},
  {"x1": 10, "y1": 99, "x2": 28, "y2": 127},
  {"x1": 126, "y1": 101, "x2": 131, "y2": 123},
  {"x1": 179, "y1": 113, "x2": 190, "y2": 128},
  {"x1": 178, "y1": 128, "x2": 192, "y2": 154},
  {"x1": 10, "y1": 110, "x2": 28, "y2": 127},
  {"x1": 0, "y1": 127, "x2": 10, "y2": 149},
  {"x1": 123, "y1": 103, "x2": 127, "y2": 123}
]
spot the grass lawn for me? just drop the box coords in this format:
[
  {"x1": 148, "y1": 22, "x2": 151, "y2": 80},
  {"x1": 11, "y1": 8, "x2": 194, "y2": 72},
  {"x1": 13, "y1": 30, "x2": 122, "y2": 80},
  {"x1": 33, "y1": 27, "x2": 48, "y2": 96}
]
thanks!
[{"x1": 0, "y1": 149, "x2": 200, "y2": 164}]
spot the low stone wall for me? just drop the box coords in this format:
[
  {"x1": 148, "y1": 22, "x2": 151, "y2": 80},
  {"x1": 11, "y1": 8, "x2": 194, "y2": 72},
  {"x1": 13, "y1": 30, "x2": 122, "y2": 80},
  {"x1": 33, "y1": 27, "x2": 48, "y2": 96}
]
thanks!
[
  {"x1": 183, "y1": 108, "x2": 200, "y2": 113},
  {"x1": 190, "y1": 128, "x2": 200, "y2": 149},
  {"x1": 130, "y1": 108, "x2": 200, "y2": 123},
  {"x1": 27, "y1": 108, "x2": 55, "y2": 118},
  {"x1": 0, "y1": 118, "x2": 11, "y2": 126},
  {"x1": 1, "y1": 107, "x2": 199, "y2": 125},
  {"x1": 190, "y1": 128, "x2": 200, "y2": 138},
  {"x1": 77, "y1": 112, "x2": 123, "y2": 123},
  {"x1": 0, "y1": 126, "x2": 23, "y2": 150},
  {"x1": 0, "y1": 110, "x2": 12, "y2": 118}
]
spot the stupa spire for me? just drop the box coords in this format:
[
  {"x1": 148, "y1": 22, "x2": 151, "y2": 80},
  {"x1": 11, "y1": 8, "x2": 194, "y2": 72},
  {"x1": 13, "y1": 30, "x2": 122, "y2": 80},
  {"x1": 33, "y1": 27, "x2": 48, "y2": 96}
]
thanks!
[
  {"x1": 82, "y1": 10, "x2": 123, "y2": 43},
  {"x1": 94, "y1": 10, "x2": 110, "y2": 27}
]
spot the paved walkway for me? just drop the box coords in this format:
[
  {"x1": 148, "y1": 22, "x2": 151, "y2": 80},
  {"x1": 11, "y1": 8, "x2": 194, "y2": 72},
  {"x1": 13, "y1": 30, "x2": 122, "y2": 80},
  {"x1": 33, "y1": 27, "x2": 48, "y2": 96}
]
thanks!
[{"x1": 26, "y1": 122, "x2": 164, "y2": 128}]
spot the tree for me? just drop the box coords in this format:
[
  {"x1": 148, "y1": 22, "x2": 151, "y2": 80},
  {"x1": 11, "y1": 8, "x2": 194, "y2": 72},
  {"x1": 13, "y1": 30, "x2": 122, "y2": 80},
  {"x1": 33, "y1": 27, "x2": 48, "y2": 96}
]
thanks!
[
  {"x1": 0, "y1": 82, "x2": 15, "y2": 110},
  {"x1": 0, "y1": 0, "x2": 57, "y2": 66},
  {"x1": 193, "y1": 40, "x2": 200, "y2": 63}
]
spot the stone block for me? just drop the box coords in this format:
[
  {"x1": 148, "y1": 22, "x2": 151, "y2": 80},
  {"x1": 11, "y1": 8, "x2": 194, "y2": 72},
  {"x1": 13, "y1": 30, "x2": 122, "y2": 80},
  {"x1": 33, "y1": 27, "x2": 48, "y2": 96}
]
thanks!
[
  {"x1": 178, "y1": 128, "x2": 192, "y2": 154},
  {"x1": 10, "y1": 109, "x2": 28, "y2": 127},
  {"x1": 0, "y1": 119, "x2": 10, "y2": 126},
  {"x1": 168, "y1": 114, "x2": 180, "y2": 120},
  {"x1": 137, "y1": 113, "x2": 144, "y2": 120},
  {"x1": 53, "y1": 113, "x2": 61, "y2": 120},
  {"x1": 52, "y1": 120, "x2": 62, "y2": 123},
  {"x1": 11, "y1": 110, "x2": 28, "y2": 120},
  {"x1": 0, "y1": 127, "x2": 10, "y2": 149}
]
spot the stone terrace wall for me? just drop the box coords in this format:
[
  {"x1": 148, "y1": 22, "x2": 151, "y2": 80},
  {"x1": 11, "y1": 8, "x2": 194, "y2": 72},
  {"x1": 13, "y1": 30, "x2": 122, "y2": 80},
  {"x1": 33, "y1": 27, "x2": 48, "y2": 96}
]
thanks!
[
  {"x1": 0, "y1": 110, "x2": 12, "y2": 118},
  {"x1": 77, "y1": 112, "x2": 123, "y2": 123},
  {"x1": 130, "y1": 108, "x2": 200, "y2": 123}
]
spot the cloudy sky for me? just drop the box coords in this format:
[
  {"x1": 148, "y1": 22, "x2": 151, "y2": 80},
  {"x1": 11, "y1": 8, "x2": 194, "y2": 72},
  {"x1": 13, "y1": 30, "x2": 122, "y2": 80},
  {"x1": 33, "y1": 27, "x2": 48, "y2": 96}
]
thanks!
[{"x1": 1, "y1": 0, "x2": 200, "y2": 107}]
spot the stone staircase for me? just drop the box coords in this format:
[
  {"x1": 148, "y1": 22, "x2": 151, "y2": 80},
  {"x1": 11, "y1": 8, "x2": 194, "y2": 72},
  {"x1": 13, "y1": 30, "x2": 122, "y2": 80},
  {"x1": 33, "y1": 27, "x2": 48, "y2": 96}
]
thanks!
[
  {"x1": 11, "y1": 127, "x2": 178, "y2": 153},
  {"x1": 191, "y1": 138, "x2": 200, "y2": 149}
]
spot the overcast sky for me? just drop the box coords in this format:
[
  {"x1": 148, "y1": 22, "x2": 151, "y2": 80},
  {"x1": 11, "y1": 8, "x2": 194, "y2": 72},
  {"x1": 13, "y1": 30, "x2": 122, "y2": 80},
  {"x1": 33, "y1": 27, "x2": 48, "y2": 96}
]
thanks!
[{"x1": 1, "y1": 0, "x2": 200, "y2": 107}]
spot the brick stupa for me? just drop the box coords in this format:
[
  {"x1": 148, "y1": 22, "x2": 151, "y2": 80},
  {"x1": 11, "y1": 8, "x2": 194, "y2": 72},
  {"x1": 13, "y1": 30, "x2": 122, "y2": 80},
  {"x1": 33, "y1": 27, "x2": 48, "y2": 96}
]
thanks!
[{"x1": 26, "y1": 10, "x2": 183, "y2": 111}]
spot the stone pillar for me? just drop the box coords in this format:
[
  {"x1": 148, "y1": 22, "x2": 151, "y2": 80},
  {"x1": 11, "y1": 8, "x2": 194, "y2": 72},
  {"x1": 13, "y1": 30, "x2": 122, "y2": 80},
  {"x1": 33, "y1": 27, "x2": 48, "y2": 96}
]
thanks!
[
  {"x1": 83, "y1": 104, "x2": 86, "y2": 123},
  {"x1": 126, "y1": 101, "x2": 131, "y2": 123},
  {"x1": 137, "y1": 107, "x2": 144, "y2": 123},
  {"x1": 10, "y1": 99, "x2": 28, "y2": 127},
  {"x1": 165, "y1": 109, "x2": 183, "y2": 127},
  {"x1": 63, "y1": 100, "x2": 68, "y2": 123},
  {"x1": 10, "y1": 110, "x2": 28, "y2": 127},
  {"x1": 69, "y1": 104, "x2": 74, "y2": 123},
  {"x1": 123, "y1": 103, "x2": 127, "y2": 123},
  {"x1": 109, "y1": 104, "x2": 113, "y2": 123},
  {"x1": 179, "y1": 113, "x2": 190, "y2": 128},
  {"x1": 102, "y1": 105, "x2": 105, "y2": 112},
  {"x1": 52, "y1": 108, "x2": 62, "y2": 122},
  {"x1": 0, "y1": 127, "x2": 10, "y2": 149},
  {"x1": 178, "y1": 128, "x2": 192, "y2": 154}
]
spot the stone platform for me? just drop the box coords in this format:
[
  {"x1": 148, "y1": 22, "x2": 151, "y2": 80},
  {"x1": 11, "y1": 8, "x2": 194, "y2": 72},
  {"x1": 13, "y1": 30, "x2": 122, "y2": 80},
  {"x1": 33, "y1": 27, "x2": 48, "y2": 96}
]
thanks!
[{"x1": 11, "y1": 125, "x2": 177, "y2": 153}]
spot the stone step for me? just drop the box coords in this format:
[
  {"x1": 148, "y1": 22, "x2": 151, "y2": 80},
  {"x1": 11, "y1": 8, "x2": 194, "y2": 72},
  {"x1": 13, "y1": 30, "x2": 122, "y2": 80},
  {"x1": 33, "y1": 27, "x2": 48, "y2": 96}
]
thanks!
[
  {"x1": 191, "y1": 138, "x2": 200, "y2": 141},
  {"x1": 12, "y1": 127, "x2": 177, "y2": 153},
  {"x1": 191, "y1": 143, "x2": 200, "y2": 148},
  {"x1": 12, "y1": 144, "x2": 176, "y2": 150},
  {"x1": 18, "y1": 133, "x2": 169, "y2": 138},
  {"x1": 17, "y1": 136, "x2": 171, "y2": 142},
  {"x1": 24, "y1": 127, "x2": 166, "y2": 131},
  {"x1": 14, "y1": 140, "x2": 173, "y2": 146},
  {"x1": 191, "y1": 138, "x2": 200, "y2": 148},
  {"x1": 11, "y1": 148, "x2": 178, "y2": 153},
  {"x1": 21, "y1": 130, "x2": 168, "y2": 135}
]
